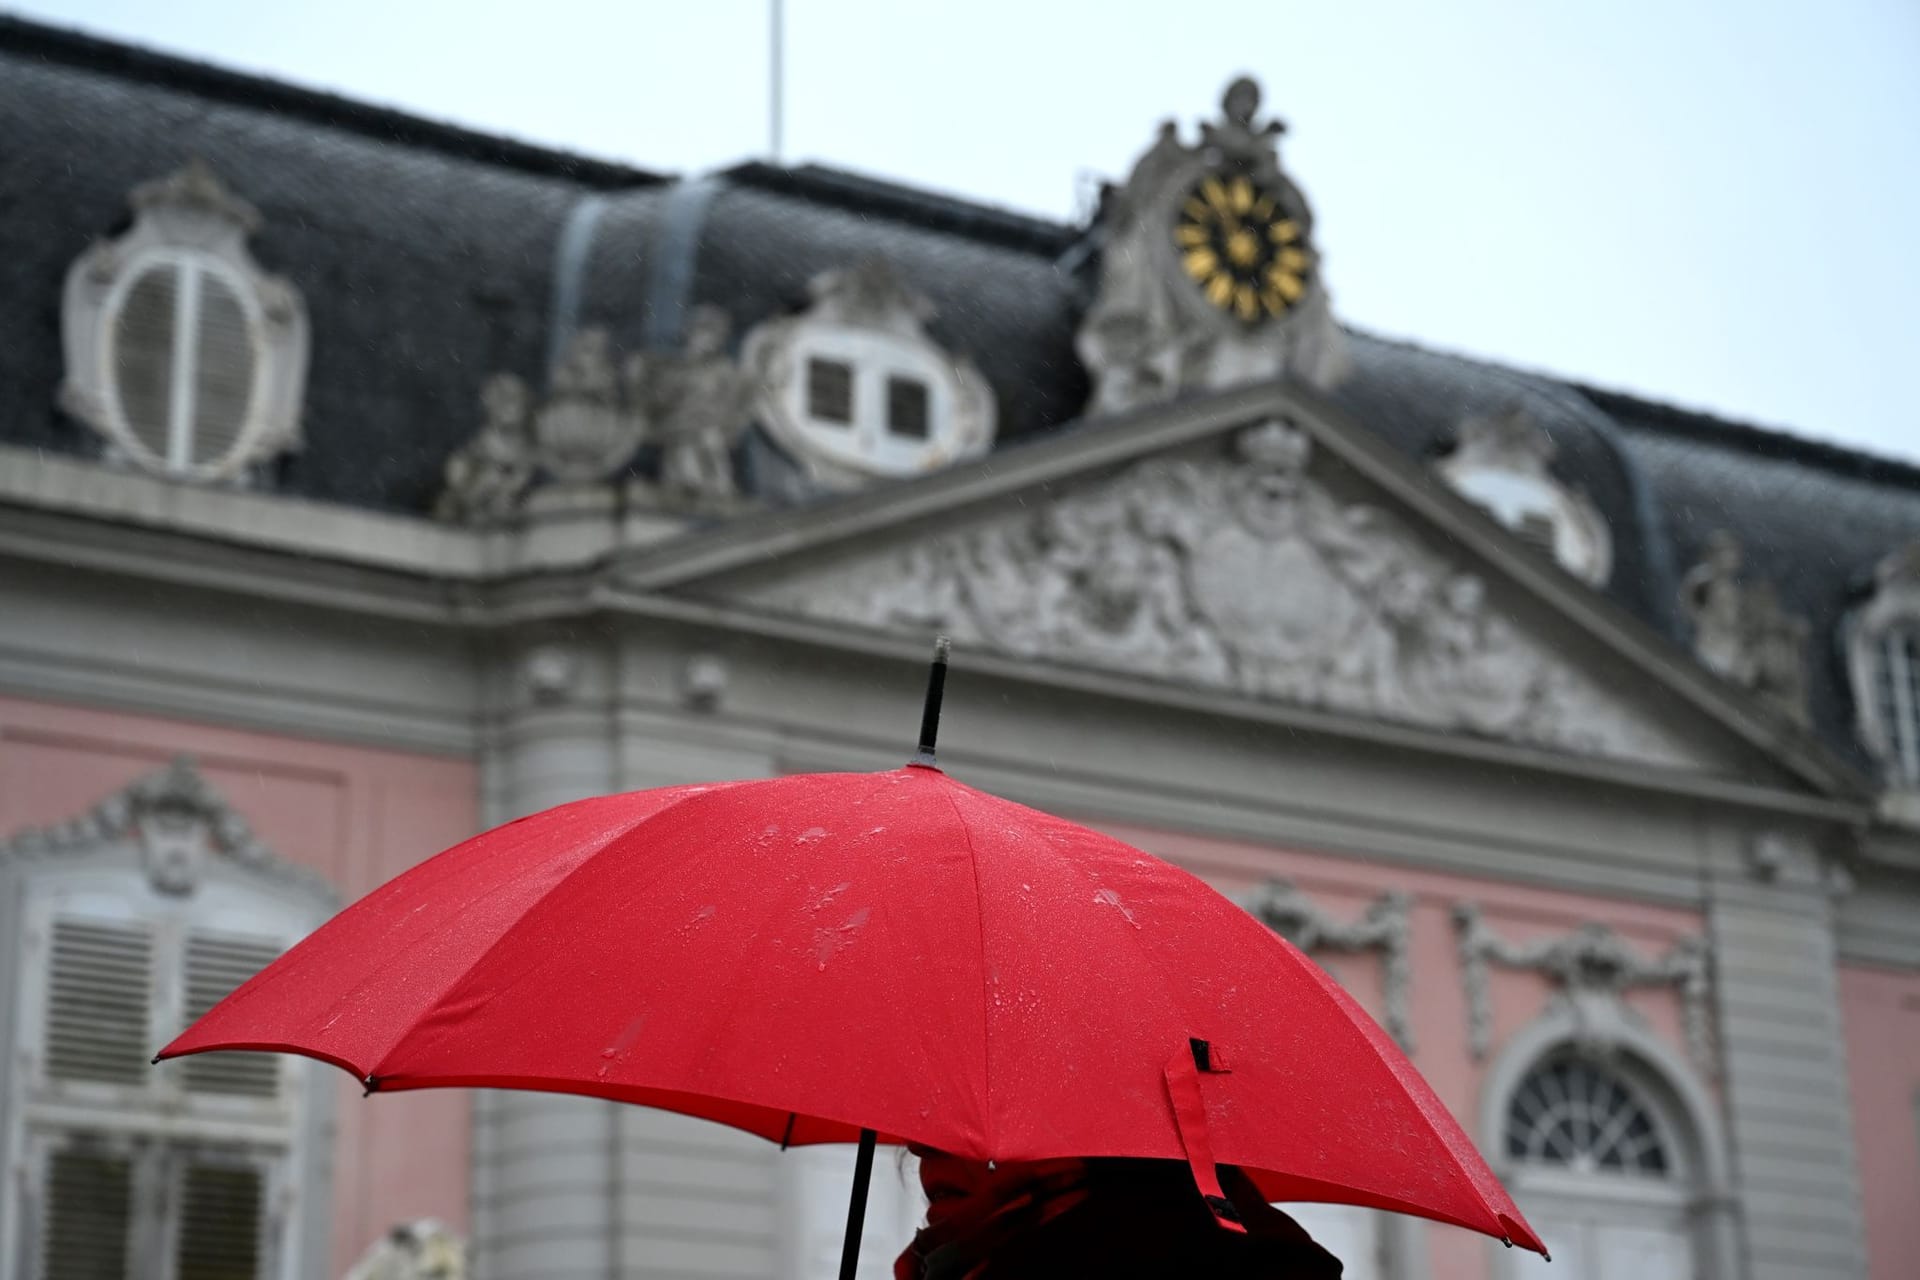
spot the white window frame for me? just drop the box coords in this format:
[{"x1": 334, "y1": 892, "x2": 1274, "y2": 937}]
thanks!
[
  {"x1": 58, "y1": 160, "x2": 309, "y2": 485},
  {"x1": 0, "y1": 762, "x2": 336, "y2": 1280},
  {"x1": 1848, "y1": 547, "x2": 1920, "y2": 801},
  {"x1": 1436, "y1": 409, "x2": 1612, "y2": 587},
  {"x1": 1478, "y1": 1006, "x2": 1737, "y2": 1280},
  {"x1": 742, "y1": 259, "x2": 996, "y2": 490},
  {"x1": 98, "y1": 248, "x2": 271, "y2": 477}
]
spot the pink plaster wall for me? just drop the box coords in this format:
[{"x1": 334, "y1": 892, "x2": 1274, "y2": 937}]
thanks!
[
  {"x1": 1100, "y1": 820, "x2": 1707, "y2": 1280},
  {"x1": 0, "y1": 694, "x2": 480, "y2": 1277},
  {"x1": 1841, "y1": 964, "x2": 1920, "y2": 1280}
]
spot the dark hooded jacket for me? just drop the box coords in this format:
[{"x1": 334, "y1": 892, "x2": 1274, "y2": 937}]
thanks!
[{"x1": 895, "y1": 1161, "x2": 1344, "y2": 1279}]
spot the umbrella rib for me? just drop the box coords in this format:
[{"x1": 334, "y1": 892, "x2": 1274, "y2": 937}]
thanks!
[{"x1": 933, "y1": 778, "x2": 996, "y2": 1160}]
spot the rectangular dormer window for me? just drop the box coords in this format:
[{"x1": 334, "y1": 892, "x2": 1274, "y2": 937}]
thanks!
[
  {"x1": 887, "y1": 376, "x2": 931, "y2": 441},
  {"x1": 806, "y1": 358, "x2": 853, "y2": 425}
]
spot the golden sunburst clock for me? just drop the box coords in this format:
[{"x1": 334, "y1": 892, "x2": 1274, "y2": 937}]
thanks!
[{"x1": 1173, "y1": 172, "x2": 1312, "y2": 325}]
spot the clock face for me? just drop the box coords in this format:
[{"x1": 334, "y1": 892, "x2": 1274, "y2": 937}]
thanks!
[{"x1": 1173, "y1": 172, "x2": 1312, "y2": 325}]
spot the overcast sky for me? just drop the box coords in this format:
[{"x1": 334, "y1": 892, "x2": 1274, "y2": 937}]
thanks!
[{"x1": 17, "y1": 0, "x2": 1920, "y2": 462}]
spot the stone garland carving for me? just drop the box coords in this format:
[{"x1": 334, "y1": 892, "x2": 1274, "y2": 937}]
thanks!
[
  {"x1": 1076, "y1": 77, "x2": 1348, "y2": 416},
  {"x1": 1677, "y1": 530, "x2": 1811, "y2": 725},
  {"x1": 0, "y1": 757, "x2": 333, "y2": 902},
  {"x1": 1243, "y1": 878, "x2": 1414, "y2": 1052},
  {"x1": 750, "y1": 418, "x2": 1683, "y2": 764},
  {"x1": 435, "y1": 304, "x2": 755, "y2": 521},
  {"x1": 1452, "y1": 902, "x2": 1713, "y2": 1073}
]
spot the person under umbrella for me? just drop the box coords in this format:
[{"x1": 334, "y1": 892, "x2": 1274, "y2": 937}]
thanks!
[{"x1": 898, "y1": 1147, "x2": 1344, "y2": 1278}]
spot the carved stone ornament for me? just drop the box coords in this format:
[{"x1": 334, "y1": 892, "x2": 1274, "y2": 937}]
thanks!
[
  {"x1": 740, "y1": 257, "x2": 996, "y2": 489},
  {"x1": 0, "y1": 757, "x2": 332, "y2": 902},
  {"x1": 59, "y1": 159, "x2": 310, "y2": 482},
  {"x1": 1845, "y1": 541, "x2": 1920, "y2": 785},
  {"x1": 627, "y1": 305, "x2": 758, "y2": 507},
  {"x1": 1435, "y1": 406, "x2": 1612, "y2": 585},
  {"x1": 1453, "y1": 902, "x2": 1714, "y2": 1074},
  {"x1": 1242, "y1": 878, "x2": 1414, "y2": 1051},
  {"x1": 1677, "y1": 531, "x2": 1811, "y2": 724},
  {"x1": 1075, "y1": 77, "x2": 1349, "y2": 417},
  {"x1": 342, "y1": 1219, "x2": 467, "y2": 1280},
  {"x1": 745, "y1": 418, "x2": 1687, "y2": 763},
  {"x1": 436, "y1": 311, "x2": 759, "y2": 520}
]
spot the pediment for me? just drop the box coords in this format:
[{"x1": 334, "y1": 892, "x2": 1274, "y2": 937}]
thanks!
[{"x1": 697, "y1": 416, "x2": 1731, "y2": 770}]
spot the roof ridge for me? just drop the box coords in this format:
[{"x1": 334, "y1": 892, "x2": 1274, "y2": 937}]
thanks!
[
  {"x1": 1346, "y1": 327, "x2": 1920, "y2": 491},
  {"x1": 0, "y1": 13, "x2": 669, "y2": 191},
  {"x1": 720, "y1": 161, "x2": 1084, "y2": 256},
  {"x1": 1574, "y1": 380, "x2": 1920, "y2": 491}
]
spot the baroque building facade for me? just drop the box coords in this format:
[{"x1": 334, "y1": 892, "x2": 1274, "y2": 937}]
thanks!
[{"x1": 1, "y1": 16, "x2": 1916, "y2": 1280}]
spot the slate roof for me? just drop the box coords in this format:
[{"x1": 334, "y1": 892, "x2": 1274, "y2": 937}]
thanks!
[{"x1": 6, "y1": 14, "x2": 1920, "y2": 778}]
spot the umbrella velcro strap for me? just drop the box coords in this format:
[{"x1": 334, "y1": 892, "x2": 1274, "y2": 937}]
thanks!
[{"x1": 1163, "y1": 1042, "x2": 1247, "y2": 1234}]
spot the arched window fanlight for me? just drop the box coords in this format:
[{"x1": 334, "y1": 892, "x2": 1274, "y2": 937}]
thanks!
[
  {"x1": 1504, "y1": 1055, "x2": 1672, "y2": 1178},
  {"x1": 60, "y1": 159, "x2": 308, "y2": 482}
]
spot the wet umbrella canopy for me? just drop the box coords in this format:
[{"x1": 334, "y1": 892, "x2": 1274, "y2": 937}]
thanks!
[{"x1": 161, "y1": 641, "x2": 1546, "y2": 1274}]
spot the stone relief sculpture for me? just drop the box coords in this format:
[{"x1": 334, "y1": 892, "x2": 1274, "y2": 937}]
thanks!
[
  {"x1": 434, "y1": 311, "x2": 758, "y2": 520},
  {"x1": 341, "y1": 1220, "x2": 466, "y2": 1280},
  {"x1": 1242, "y1": 878, "x2": 1415, "y2": 1051},
  {"x1": 435, "y1": 374, "x2": 537, "y2": 522},
  {"x1": 1076, "y1": 77, "x2": 1349, "y2": 416},
  {"x1": 1678, "y1": 531, "x2": 1810, "y2": 724},
  {"x1": 1453, "y1": 902, "x2": 1714, "y2": 1073},
  {"x1": 627, "y1": 304, "x2": 756, "y2": 506},
  {"x1": 747, "y1": 418, "x2": 1684, "y2": 764}
]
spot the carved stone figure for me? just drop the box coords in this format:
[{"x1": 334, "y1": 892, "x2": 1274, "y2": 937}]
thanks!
[
  {"x1": 1678, "y1": 531, "x2": 1810, "y2": 723},
  {"x1": 744, "y1": 418, "x2": 1687, "y2": 764},
  {"x1": 342, "y1": 1220, "x2": 466, "y2": 1280},
  {"x1": 629, "y1": 305, "x2": 756, "y2": 506},
  {"x1": 1076, "y1": 78, "x2": 1348, "y2": 417},
  {"x1": 534, "y1": 328, "x2": 643, "y2": 483},
  {"x1": 435, "y1": 374, "x2": 536, "y2": 522},
  {"x1": 1453, "y1": 903, "x2": 1714, "y2": 1073}
]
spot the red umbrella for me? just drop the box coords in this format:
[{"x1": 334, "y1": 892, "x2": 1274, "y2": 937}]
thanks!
[{"x1": 160, "y1": 642, "x2": 1546, "y2": 1274}]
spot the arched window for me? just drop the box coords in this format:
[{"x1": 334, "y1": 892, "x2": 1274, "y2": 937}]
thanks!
[
  {"x1": 1504, "y1": 1055, "x2": 1670, "y2": 1177},
  {"x1": 1498, "y1": 1052, "x2": 1697, "y2": 1279},
  {"x1": 59, "y1": 160, "x2": 308, "y2": 483}
]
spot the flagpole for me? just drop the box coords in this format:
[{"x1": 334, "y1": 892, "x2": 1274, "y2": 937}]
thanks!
[{"x1": 770, "y1": 0, "x2": 784, "y2": 163}]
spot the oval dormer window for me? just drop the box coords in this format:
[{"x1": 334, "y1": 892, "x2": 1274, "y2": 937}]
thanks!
[
  {"x1": 743, "y1": 259, "x2": 996, "y2": 489},
  {"x1": 108, "y1": 253, "x2": 262, "y2": 475},
  {"x1": 60, "y1": 160, "x2": 308, "y2": 484}
]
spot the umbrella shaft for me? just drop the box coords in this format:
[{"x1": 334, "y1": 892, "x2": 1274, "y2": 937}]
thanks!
[{"x1": 838, "y1": 1128, "x2": 879, "y2": 1280}]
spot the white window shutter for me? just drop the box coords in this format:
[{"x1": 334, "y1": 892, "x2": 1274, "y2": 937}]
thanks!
[
  {"x1": 38, "y1": 1144, "x2": 136, "y2": 1280},
  {"x1": 110, "y1": 262, "x2": 180, "y2": 461},
  {"x1": 179, "y1": 931, "x2": 284, "y2": 1100},
  {"x1": 188, "y1": 272, "x2": 257, "y2": 469},
  {"x1": 42, "y1": 917, "x2": 155, "y2": 1088}
]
